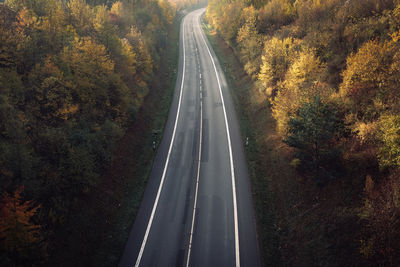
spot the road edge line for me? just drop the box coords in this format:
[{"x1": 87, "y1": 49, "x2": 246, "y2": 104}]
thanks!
[
  {"x1": 197, "y1": 9, "x2": 241, "y2": 267},
  {"x1": 135, "y1": 15, "x2": 187, "y2": 267}
]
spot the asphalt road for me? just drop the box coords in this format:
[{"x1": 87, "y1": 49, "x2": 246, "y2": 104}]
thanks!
[{"x1": 119, "y1": 8, "x2": 260, "y2": 267}]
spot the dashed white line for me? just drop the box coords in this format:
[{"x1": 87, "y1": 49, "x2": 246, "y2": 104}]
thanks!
[
  {"x1": 134, "y1": 16, "x2": 188, "y2": 267},
  {"x1": 196, "y1": 10, "x2": 241, "y2": 267},
  {"x1": 185, "y1": 85, "x2": 203, "y2": 267}
]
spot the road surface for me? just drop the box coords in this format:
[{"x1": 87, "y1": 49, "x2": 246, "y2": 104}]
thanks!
[{"x1": 119, "y1": 8, "x2": 260, "y2": 267}]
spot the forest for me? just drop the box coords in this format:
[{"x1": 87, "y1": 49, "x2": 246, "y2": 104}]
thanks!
[
  {"x1": 0, "y1": 0, "x2": 179, "y2": 265},
  {"x1": 206, "y1": 0, "x2": 400, "y2": 266}
]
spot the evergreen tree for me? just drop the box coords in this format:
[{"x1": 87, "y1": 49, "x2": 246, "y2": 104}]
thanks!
[{"x1": 284, "y1": 96, "x2": 346, "y2": 184}]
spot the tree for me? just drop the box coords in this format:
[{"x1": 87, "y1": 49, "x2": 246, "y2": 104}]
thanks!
[
  {"x1": 94, "y1": 5, "x2": 121, "y2": 54},
  {"x1": 284, "y1": 96, "x2": 346, "y2": 184},
  {"x1": 258, "y1": 36, "x2": 300, "y2": 95},
  {"x1": 340, "y1": 39, "x2": 393, "y2": 122},
  {"x1": 237, "y1": 5, "x2": 263, "y2": 77},
  {"x1": 272, "y1": 50, "x2": 330, "y2": 134},
  {"x1": 360, "y1": 172, "x2": 400, "y2": 266},
  {"x1": 60, "y1": 37, "x2": 116, "y2": 121},
  {"x1": 0, "y1": 186, "x2": 45, "y2": 265},
  {"x1": 67, "y1": 0, "x2": 94, "y2": 36},
  {"x1": 126, "y1": 26, "x2": 152, "y2": 78},
  {"x1": 258, "y1": 0, "x2": 296, "y2": 33},
  {"x1": 378, "y1": 114, "x2": 400, "y2": 169},
  {"x1": 218, "y1": 1, "x2": 244, "y2": 42}
]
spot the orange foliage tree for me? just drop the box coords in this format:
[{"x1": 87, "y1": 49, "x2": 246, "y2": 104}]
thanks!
[{"x1": 0, "y1": 186, "x2": 44, "y2": 264}]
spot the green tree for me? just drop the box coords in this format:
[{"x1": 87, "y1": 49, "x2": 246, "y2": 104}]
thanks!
[{"x1": 284, "y1": 96, "x2": 346, "y2": 184}]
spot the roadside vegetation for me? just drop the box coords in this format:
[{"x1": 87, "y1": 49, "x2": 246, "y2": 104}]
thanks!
[
  {"x1": 0, "y1": 0, "x2": 182, "y2": 265},
  {"x1": 205, "y1": 0, "x2": 400, "y2": 266}
]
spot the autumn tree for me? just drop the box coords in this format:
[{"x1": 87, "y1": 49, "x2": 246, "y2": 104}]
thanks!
[
  {"x1": 258, "y1": 0, "x2": 296, "y2": 33},
  {"x1": 217, "y1": 1, "x2": 244, "y2": 42},
  {"x1": 67, "y1": 0, "x2": 95, "y2": 36},
  {"x1": 258, "y1": 37, "x2": 300, "y2": 96},
  {"x1": 0, "y1": 0, "x2": 177, "y2": 264},
  {"x1": 378, "y1": 114, "x2": 400, "y2": 169},
  {"x1": 340, "y1": 40, "x2": 393, "y2": 123},
  {"x1": 237, "y1": 5, "x2": 263, "y2": 77},
  {"x1": 272, "y1": 50, "x2": 331, "y2": 134},
  {"x1": 360, "y1": 173, "x2": 400, "y2": 266},
  {"x1": 0, "y1": 186, "x2": 45, "y2": 265},
  {"x1": 206, "y1": 0, "x2": 400, "y2": 264}
]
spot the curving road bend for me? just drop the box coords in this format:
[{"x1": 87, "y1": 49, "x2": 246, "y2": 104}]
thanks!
[{"x1": 119, "y1": 8, "x2": 260, "y2": 267}]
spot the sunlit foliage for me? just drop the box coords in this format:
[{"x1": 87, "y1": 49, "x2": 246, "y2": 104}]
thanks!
[
  {"x1": 0, "y1": 0, "x2": 177, "y2": 264},
  {"x1": 206, "y1": 0, "x2": 400, "y2": 264},
  {"x1": 272, "y1": 50, "x2": 331, "y2": 134}
]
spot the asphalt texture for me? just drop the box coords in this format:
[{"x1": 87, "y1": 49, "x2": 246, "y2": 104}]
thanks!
[{"x1": 119, "y1": 9, "x2": 260, "y2": 267}]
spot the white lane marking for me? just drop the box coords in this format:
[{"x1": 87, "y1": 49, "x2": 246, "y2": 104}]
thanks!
[
  {"x1": 135, "y1": 16, "x2": 187, "y2": 267},
  {"x1": 196, "y1": 11, "x2": 241, "y2": 267},
  {"x1": 185, "y1": 87, "x2": 203, "y2": 267}
]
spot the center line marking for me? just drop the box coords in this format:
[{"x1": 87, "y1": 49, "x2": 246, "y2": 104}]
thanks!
[
  {"x1": 185, "y1": 86, "x2": 203, "y2": 267},
  {"x1": 197, "y1": 10, "x2": 241, "y2": 267}
]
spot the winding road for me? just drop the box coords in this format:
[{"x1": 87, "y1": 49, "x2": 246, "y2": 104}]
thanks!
[{"x1": 119, "y1": 8, "x2": 260, "y2": 267}]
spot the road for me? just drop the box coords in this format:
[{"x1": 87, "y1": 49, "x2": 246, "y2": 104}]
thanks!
[{"x1": 119, "y1": 8, "x2": 260, "y2": 267}]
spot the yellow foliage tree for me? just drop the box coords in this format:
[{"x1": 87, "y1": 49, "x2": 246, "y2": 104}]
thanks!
[
  {"x1": 158, "y1": 0, "x2": 176, "y2": 25},
  {"x1": 67, "y1": 0, "x2": 94, "y2": 36},
  {"x1": 340, "y1": 40, "x2": 393, "y2": 122},
  {"x1": 60, "y1": 37, "x2": 115, "y2": 120},
  {"x1": 237, "y1": 5, "x2": 263, "y2": 77},
  {"x1": 258, "y1": 37, "x2": 300, "y2": 95},
  {"x1": 272, "y1": 50, "x2": 330, "y2": 134},
  {"x1": 126, "y1": 27, "x2": 153, "y2": 77}
]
